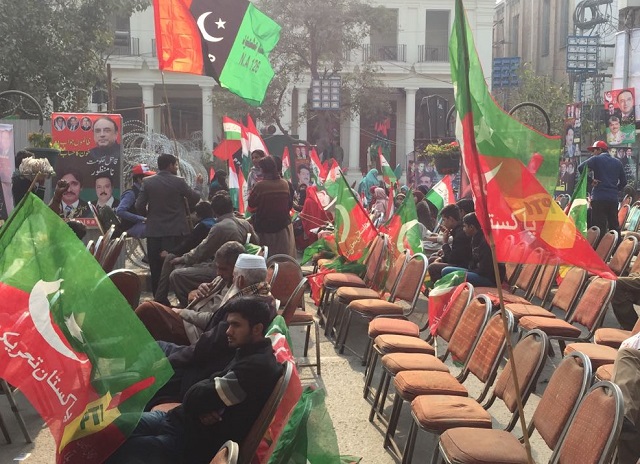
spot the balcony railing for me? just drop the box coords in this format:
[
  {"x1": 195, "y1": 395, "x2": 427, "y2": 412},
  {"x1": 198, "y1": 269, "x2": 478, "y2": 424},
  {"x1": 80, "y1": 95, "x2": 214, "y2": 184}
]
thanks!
[
  {"x1": 363, "y1": 44, "x2": 406, "y2": 62},
  {"x1": 418, "y1": 44, "x2": 449, "y2": 63},
  {"x1": 111, "y1": 37, "x2": 140, "y2": 56}
]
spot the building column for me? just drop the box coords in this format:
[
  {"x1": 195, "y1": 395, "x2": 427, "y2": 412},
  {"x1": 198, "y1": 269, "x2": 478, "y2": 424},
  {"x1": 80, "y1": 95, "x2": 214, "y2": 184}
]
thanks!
[
  {"x1": 140, "y1": 83, "x2": 155, "y2": 136},
  {"x1": 200, "y1": 84, "x2": 215, "y2": 152},
  {"x1": 348, "y1": 112, "x2": 361, "y2": 178},
  {"x1": 296, "y1": 87, "x2": 308, "y2": 141},
  {"x1": 405, "y1": 88, "x2": 417, "y2": 160}
]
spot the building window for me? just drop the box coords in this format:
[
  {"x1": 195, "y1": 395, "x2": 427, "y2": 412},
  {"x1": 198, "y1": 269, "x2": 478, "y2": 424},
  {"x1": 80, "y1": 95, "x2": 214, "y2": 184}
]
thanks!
[
  {"x1": 510, "y1": 15, "x2": 519, "y2": 56},
  {"x1": 541, "y1": 0, "x2": 550, "y2": 56},
  {"x1": 425, "y1": 10, "x2": 450, "y2": 62},
  {"x1": 558, "y1": 0, "x2": 569, "y2": 49},
  {"x1": 369, "y1": 8, "x2": 399, "y2": 60}
]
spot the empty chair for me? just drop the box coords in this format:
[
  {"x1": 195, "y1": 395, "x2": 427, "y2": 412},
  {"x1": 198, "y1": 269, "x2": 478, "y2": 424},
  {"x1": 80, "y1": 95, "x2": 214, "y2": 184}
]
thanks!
[
  {"x1": 437, "y1": 351, "x2": 592, "y2": 464},
  {"x1": 618, "y1": 203, "x2": 630, "y2": 230},
  {"x1": 594, "y1": 316, "x2": 640, "y2": 349},
  {"x1": 595, "y1": 230, "x2": 619, "y2": 262},
  {"x1": 100, "y1": 232, "x2": 128, "y2": 273},
  {"x1": 108, "y1": 269, "x2": 142, "y2": 309},
  {"x1": 586, "y1": 225, "x2": 601, "y2": 248}
]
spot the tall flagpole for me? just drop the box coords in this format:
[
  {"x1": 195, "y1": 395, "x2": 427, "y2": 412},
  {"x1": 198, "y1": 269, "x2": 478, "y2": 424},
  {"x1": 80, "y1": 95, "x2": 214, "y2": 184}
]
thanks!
[{"x1": 455, "y1": 1, "x2": 534, "y2": 462}]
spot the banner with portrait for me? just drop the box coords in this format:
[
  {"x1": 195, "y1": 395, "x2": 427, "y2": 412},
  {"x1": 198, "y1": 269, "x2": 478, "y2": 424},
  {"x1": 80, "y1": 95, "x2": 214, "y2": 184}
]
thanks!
[
  {"x1": 563, "y1": 103, "x2": 582, "y2": 159},
  {"x1": 0, "y1": 124, "x2": 14, "y2": 220},
  {"x1": 611, "y1": 146, "x2": 638, "y2": 188},
  {"x1": 292, "y1": 144, "x2": 312, "y2": 187},
  {"x1": 51, "y1": 113, "x2": 122, "y2": 227},
  {"x1": 603, "y1": 89, "x2": 636, "y2": 146}
]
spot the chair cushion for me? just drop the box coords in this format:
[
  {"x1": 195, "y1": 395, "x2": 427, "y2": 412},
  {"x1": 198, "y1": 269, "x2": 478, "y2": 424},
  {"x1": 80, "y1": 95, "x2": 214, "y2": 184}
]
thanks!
[
  {"x1": 323, "y1": 273, "x2": 366, "y2": 288},
  {"x1": 285, "y1": 310, "x2": 314, "y2": 324},
  {"x1": 505, "y1": 303, "x2": 557, "y2": 320},
  {"x1": 348, "y1": 299, "x2": 403, "y2": 316},
  {"x1": 439, "y1": 428, "x2": 528, "y2": 464},
  {"x1": 368, "y1": 318, "x2": 419, "y2": 339},
  {"x1": 475, "y1": 288, "x2": 531, "y2": 305},
  {"x1": 394, "y1": 370, "x2": 468, "y2": 401},
  {"x1": 336, "y1": 286, "x2": 380, "y2": 302},
  {"x1": 382, "y1": 353, "x2": 449, "y2": 375},
  {"x1": 563, "y1": 343, "x2": 618, "y2": 369},
  {"x1": 594, "y1": 327, "x2": 632, "y2": 348},
  {"x1": 374, "y1": 334, "x2": 435, "y2": 355},
  {"x1": 595, "y1": 363, "x2": 614, "y2": 381},
  {"x1": 411, "y1": 395, "x2": 492, "y2": 433},
  {"x1": 518, "y1": 316, "x2": 582, "y2": 338}
]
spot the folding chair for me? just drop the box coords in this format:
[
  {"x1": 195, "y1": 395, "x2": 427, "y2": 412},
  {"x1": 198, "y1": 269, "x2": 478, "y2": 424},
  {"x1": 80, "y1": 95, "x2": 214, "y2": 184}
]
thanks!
[
  {"x1": 238, "y1": 362, "x2": 293, "y2": 464},
  {"x1": 595, "y1": 230, "x2": 619, "y2": 262},
  {"x1": 618, "y1": 203, "x2": 630, "y2": 230},
  {"x1": 0, "y1": 379, "x2": 32, "y2": 443},
  {"x1": 93, "y1": 224, "x2": 116, "y2": 263},
  {"x1": 438, "y1": 351, "x2": 592, "y2": 464},
  {"x1": 108, "y1": 268, "x2": 142, "y2": 309},
  {"x1": 100, "y1": 232, "x2": 127, "y2": 273},
  {"x1": 404, "y1": 330, "x2": 549, "y2": 464}
]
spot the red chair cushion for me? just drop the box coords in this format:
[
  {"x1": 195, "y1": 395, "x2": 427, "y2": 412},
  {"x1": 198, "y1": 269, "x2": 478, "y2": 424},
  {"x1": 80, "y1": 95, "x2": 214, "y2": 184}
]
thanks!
[
  {"x1": 439, "y1": 428, "x2": 528, "y2": 464},
  {"x1": 411, "y1": 395, "x2": 492, "y2": 433},
  {"x1": 518, "y1": 316, "x2": 582, "y2": 338},
  {"x1": 563, "y1": 342, "x2": 618, "y2": 369},
  {"x1": 382, "y1": 353, "x2": 449, "y2": 375},
  {"x1": 374, "y1": 334, "x2": 435, "y2": 355},
  {"x1": 368, "y1": 318, "x2": 419, "y2": 339},
  {"x1": 394, "y1": 370, "x2": 468, "y2": 401}
]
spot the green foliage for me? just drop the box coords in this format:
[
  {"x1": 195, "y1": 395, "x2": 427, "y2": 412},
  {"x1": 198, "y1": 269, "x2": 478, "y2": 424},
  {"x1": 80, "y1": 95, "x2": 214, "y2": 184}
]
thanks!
[
  {"x1": 212, "y1": 0, "x2": 392, "y2": 132},
  {"x1": 423, "y1": 141, "x2": 460, "y2": 158},
  {"x1": 492, "y1": 64, "x2": 570, "y2": 136},
  {"x1": 0, "y1": 0, "x2": 149, "y2": 114}
]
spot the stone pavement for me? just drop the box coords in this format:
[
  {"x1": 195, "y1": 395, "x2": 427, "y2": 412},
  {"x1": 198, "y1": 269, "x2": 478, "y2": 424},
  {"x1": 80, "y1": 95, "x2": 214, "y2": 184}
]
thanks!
[{"x1": 0, "y1": 285, "x2": 623, "y2": 463}]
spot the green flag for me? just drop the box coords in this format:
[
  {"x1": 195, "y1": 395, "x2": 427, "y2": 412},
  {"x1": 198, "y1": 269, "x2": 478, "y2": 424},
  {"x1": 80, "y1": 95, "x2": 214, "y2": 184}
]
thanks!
[
  {"x1": 0, "y1": 194, "x2": 173, "y2": 463},
  {"x1": 568, "y1": 167, "x2": 588, "y2": 237},
  {"x1": 154, "y1": 0, "x2": 281, "y2": 106},
  {"x1": 379, "y1": 191, "x2": 423, "y2": 257}
]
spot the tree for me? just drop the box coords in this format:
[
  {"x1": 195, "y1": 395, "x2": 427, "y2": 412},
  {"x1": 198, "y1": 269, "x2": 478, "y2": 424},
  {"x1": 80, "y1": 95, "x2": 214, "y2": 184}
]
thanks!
[
  {"x1": 0, "y1": 0, "x2": 148, "y2": 114},
  {"x1": 212, "y1": 0, "x2": 394, "y2": 144}
]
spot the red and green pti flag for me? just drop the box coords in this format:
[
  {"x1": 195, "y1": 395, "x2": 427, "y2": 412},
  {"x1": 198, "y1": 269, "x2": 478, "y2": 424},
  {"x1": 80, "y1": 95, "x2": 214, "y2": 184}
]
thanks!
[
  {"x1": 425, "y1": 175, "x2": 455, "y2": 213},
  {"x1": 0, "y1": 194, "x2": 173, "y2": 463},
  {"x1": 334, "y1": 172, "x2": 377, "y2": 261},
  {"x1": 379, "y1": 147, "x2": 397, "y2": 187},
  {"x1": 379, "y1": 190, "x2": 422, "y2": 258},
  {"x1": 450, "y1": 0, "x2": 614, "y2": 279},
  {"x1": 281, "y1": 146, "x2": 292, "y2": 182},
  {"x1": 309, "y1": 148, "x2": 327, "y2": 185},
  {"x1": 567, "y1": 167, "x2": 588, "y2": 237},
  {"x1": 154, "y1": 0, "x2": 280, "y2": 106},
  {"x1": 429, "y1": 274, "x2": 467, "y2": 336}
]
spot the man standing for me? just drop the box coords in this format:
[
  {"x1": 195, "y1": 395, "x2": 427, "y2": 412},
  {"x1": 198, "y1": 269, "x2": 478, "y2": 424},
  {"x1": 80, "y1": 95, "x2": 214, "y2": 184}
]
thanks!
[
  {"x1": 136, "y1": 154, "x2": 203, "y2": 296},
  {"x1": 106, "y1": 296, "x2": 282, "y2": 464},
  {"x1": 162, "y1": 192, "x2": 258, "y2": 307},
  {"x1": 579, "y1": 140, "x2": 626, "y2": 239},
  {"x1": 135, "y1": 241, "x2": 244, "y2": 345},
  {"x1": 116, "y1": 163, "x2": 155, "y2": 238}
]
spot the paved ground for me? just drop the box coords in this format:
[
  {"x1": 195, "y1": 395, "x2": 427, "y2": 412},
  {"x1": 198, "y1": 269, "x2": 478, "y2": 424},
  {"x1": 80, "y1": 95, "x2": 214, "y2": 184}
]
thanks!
[{"x1": 0, "y1": 280, "x2": 625, "y2": 463}]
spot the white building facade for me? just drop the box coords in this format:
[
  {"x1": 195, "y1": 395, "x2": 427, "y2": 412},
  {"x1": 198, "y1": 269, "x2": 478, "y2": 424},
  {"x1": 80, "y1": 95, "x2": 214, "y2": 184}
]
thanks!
[{"x1": 108, "y1": 0, "x2": 494, "y2": 178}]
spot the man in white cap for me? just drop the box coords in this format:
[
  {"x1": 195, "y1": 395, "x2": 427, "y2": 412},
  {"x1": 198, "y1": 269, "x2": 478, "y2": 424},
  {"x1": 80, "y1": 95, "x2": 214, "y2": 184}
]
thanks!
[{"x1": 147, "y1": 253, "x2": 276, "y2": 407}]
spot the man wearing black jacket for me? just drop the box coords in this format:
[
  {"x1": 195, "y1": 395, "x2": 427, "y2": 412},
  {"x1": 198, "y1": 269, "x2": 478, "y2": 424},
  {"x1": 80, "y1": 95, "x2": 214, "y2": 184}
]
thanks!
[
  {"x1": 106, "y1": 296, "x2": 282, "y2": 464},
  {"x1": 427, "y1": 204, "x2": 472, "y2": 282}
]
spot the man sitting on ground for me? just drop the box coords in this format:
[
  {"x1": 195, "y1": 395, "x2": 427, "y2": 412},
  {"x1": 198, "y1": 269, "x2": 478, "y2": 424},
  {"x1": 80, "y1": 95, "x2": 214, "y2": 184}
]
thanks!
[
  {"x1": 135, "y1": 241, "x2": 245, "y2": 345},
  {"x1": 156, "y1": 192, "x2": 258, "y2": 308},
  {"x1": 106, "y1": 296, "x2": 283, "y2": 464},
  {"x1": 149, "y1": 254, "x2": 275, "y2": 407}
]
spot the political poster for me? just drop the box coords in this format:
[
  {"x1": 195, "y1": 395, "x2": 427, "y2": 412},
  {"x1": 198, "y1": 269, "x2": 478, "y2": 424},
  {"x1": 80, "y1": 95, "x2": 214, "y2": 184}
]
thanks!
[
  {"x1": 51, "y1": 113, "x2": 122, "y2": 227},
  {"x1": 603, "y1": 89, "x2": 636, "y2": 146},
  {"x1": 0, "y1": 124, "x2": 14, "y2": 220}
]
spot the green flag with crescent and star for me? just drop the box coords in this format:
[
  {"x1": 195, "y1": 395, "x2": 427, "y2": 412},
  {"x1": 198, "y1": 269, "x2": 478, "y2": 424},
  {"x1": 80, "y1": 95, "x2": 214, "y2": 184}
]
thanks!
[
  {"x1": 154, "y1": 0, "x2": 281, "y2": 106},
  {"x1": 0, "y1": 194, "x2": 173, "y2": 463}
]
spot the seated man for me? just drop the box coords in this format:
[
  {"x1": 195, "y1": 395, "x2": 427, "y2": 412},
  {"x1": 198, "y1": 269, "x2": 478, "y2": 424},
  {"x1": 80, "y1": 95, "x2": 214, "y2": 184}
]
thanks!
[
  {"x1": 441, "y1": 212, "x2": 505, "y2": 287},
  {"x1": 106, "y1": 296, "x2": 282, "y2": 464},
  {"x1": 135, "y1": 241, "x2": 245, "y2": 345},
  {"x1": 427, "y1": 204, "x2": 472, "y2": 282},
  {"x1": 154, "y1": 201, "x2": 217, "y2": 306},
  {"x1": 611, "y1": 275, "x2": 640, "y2": 331},
  {"x1": 149, "y1": 254, "x2": 275, "y2": 406},
  {"x1": 156, "y1": 192, "x2": 258, "y2": 307},
  {"x1": 612, "y1": 343, "x2": 640, "y2": 463}
]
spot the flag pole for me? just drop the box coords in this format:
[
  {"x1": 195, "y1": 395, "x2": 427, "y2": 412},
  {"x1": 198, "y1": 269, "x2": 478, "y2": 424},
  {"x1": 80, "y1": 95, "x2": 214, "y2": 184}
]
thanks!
[{"x1": 455, "y1": 1, "x2": 533, "y2": 462}]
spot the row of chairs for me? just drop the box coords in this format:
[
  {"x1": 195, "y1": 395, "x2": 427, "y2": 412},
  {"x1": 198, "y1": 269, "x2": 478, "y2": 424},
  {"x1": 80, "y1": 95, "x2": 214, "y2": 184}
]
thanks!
[
  {"x1": 362, "y1": 286, "x2": 623, "y2": 463},
  {"x1": 86, "y1": 224, "x2": 128, "y2": 273}
]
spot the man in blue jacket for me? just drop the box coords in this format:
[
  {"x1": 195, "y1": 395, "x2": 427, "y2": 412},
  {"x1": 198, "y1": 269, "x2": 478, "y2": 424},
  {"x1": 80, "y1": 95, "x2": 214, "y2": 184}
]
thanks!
[{"x1": 578, "y1": 140, "x2": 626, "y2": 239}]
